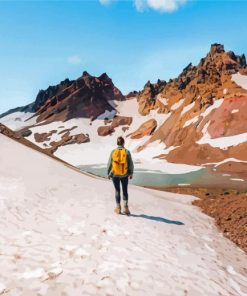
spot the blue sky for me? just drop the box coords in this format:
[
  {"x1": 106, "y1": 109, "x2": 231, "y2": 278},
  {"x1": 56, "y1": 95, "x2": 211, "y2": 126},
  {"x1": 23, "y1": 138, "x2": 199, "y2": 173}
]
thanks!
[{"x1": 0, "y1": 0, "x2": 246, "y2": 113}]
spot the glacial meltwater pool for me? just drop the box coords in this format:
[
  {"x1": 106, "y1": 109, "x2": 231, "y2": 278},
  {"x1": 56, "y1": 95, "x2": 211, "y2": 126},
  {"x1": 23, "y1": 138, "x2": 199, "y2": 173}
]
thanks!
[{"x1": 78, "y1": 164, "x2": 247, "y2": 190}]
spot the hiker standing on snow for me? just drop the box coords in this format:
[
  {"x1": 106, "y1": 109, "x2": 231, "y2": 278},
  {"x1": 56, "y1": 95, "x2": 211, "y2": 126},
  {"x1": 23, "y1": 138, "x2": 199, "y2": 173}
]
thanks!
[{"x1": 107, "y1": 136, "x2": 134, "y2": 215}]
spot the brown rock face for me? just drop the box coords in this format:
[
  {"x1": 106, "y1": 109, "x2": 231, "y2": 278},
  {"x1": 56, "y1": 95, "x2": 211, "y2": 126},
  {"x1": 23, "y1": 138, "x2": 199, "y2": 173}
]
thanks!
[
  {"x1": 97, "y1": 115, "x2": 132, "y2": 136},
  {"x1": 111, "y1": 116, "x2": 133, "y2": 128},
  {"x1": 165, "y1": 143, "x2": 227, "y2": 165},
  {"x1": 137, "y1": 80, "x2": 167, "y2": 115},
  {"x1": 97, "y1": 126, "x2": 114, "y2": 136},
  {"x1": 49, "y1": 132, "x2": 90, "y2": 152},
  {"x1": 126, "y1": 91, "x2": 139, "y2": 98},
  {"x1": 229, "y1": 142, "x2": 247, "y2": 161},
  {"x1": 216, "y1": 161, "x2": 247, "y2": 174},
  {"x1": 207, "y1": 96, "x2": 247, "y2": 138},
  {"x1": 128, "y1": 119, "x2": 157, "y2": 139},
  {"x1": 34, "y1": 130, "x2": 57, "y2": 143}
]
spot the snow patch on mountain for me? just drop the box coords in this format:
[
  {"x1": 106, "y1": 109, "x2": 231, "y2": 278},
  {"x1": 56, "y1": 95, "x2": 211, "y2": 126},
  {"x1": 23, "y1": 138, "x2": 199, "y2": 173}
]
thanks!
[
  {"x1": 97, "y1": 110, "x2": 117, "y2": 120},
  {"x1": 202, "y1": 157, "x2": 247, "y2": 167},
  {"x1": 157, "y1": 94, "x2": 168, "y2": 106},
  {"x1": 181, "y1": 101, "x2": 195, "y2": 115},
  {"x1": 0, "y1": 111, "x2": 37, "y2": 131},
  {"x1": 200, "y1": 99, "x2": 224, "y2": 118},
  {"x1": 183, "y1": 115, "x2": 199, "y2": 128},
  {"x1": 171, "y1": 98, "x2": 185, "y2": 111},
  {"x1": 232, "y1": 73, "x2": 247, "y2": 90}
]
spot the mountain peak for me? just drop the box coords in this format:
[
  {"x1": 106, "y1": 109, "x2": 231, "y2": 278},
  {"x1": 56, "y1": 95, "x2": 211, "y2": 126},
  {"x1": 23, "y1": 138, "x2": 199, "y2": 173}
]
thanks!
[
  {"x1": 98, "y1": 72, "x2": 112, "y2": 82},
  {"x1": 82, "y1": 71, "x2": 91, "y2": 77},
  {"x1": 209, "y1": 43, "x2": 225, "y2": 55}
]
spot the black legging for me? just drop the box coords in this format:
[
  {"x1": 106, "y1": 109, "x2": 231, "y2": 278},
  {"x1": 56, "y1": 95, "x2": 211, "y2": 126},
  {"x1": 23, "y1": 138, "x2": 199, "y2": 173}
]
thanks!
[{"x1": 112, "y1": 175, "x2": 128, "y2": 204}]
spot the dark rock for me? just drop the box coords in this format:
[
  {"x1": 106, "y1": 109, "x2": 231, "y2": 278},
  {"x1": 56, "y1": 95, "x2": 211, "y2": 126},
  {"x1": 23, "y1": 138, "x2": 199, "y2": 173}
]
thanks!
[
  {"x1": 210, "y1": 43, "x2": 225, "y2": 55},
  {"x1": 21, "y1": 129, "x2": 32, "y2": 137}
]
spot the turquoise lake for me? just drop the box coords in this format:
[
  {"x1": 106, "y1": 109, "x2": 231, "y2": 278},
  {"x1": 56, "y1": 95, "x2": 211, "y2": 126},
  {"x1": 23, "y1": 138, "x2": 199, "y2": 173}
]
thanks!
[{"x1": 78, "y1": 165, "x2": 247, "y2": 190}]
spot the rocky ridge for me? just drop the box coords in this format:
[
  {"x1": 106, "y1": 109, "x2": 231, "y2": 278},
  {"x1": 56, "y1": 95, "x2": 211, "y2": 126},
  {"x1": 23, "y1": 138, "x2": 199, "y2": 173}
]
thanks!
[{"x1": 134, "y1": 44, "x2": 247, "y2": 171}]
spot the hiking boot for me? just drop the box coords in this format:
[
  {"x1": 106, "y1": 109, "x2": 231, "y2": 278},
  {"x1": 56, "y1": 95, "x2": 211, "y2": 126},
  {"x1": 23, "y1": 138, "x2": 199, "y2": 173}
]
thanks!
[
  {"x1": 114, "y1": 206, "x2": 121, "y2": 214},
  {"x1": 123, "y1": 206, "x2": 130, "y2": 215}
]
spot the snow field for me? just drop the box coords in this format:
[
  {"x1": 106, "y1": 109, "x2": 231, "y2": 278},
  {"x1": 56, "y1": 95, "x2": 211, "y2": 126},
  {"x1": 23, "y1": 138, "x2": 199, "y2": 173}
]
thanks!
[{"x1": 0, "y1": 134, "x2": 247, "y2": 295}]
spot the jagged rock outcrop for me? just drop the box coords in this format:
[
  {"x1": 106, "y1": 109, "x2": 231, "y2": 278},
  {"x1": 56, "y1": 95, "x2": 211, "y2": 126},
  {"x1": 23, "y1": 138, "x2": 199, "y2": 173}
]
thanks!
[
  {"x1": 137, "y1": 43, "x2": 247, "y2": 117},
  {"x1": 128, "y1": 119, "x2": 157, "y2": 139},
  {"x1": 34, "y1": 130, "x2": 58, "y2": 143},
  {"x1": 137, "y1": 80, "x2": 167, "y2": 115},
  {"x1": 97, "y1": 115, "x2": 132, "y2": 136},
  {"x1": 43, "y1": 132, "x2": 90, "y2": 153},
  {"x1": 126, "y1": 90, "x2": 139, "y2": 98},
  {"x1": 32, "y1": 71, "x2": 125, "y2": 123},
  {"x1": 33, "y1": 78, "x2": 74, "y2": 112}
]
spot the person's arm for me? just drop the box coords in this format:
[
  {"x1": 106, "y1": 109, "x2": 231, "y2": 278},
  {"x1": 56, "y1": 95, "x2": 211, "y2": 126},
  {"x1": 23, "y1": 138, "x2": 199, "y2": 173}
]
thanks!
[
  {"x1": 107, "y1": 151, "x2": 113, "y2": 178},
  {"x1": 127, "y1": 150, "x2": 134, "y2": 178}
]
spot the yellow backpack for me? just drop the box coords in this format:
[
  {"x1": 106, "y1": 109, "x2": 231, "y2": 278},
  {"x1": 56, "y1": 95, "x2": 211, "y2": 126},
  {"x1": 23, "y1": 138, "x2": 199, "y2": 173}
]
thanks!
[{"x1": 112, "y1": 148, "x2": 128, "y2": 176}]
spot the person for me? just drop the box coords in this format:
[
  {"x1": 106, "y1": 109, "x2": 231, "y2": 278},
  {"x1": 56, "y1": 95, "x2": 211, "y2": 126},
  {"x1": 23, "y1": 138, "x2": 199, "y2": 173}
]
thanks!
[{"x1": 107, "y1": 136, "x2": 134, "y2": 215}]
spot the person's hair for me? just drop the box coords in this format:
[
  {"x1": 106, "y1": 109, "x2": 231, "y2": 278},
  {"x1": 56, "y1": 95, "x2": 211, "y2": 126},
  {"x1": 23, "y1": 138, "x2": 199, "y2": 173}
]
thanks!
[{"x1": 117, "y1": 136, "x2": 125, "y2": 146}]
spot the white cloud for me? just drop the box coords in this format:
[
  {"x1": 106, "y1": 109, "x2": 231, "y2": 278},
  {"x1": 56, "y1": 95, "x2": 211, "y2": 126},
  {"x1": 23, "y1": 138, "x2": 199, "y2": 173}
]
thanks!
[
  {"x1": 134, "y1": 0, "x2": 146, "y2": 11},
  {"x1": 67, "y1": 55, "x2": 82, "y2": 65},
  {"x1": 99, "y1": 0, "x2": 187, "y2": 12},
  {"x1": 135, "y1": 0, "x2": 188, "y2": 12},
  {"x1": 99, "y1": 0, "x2": 112, "y2": 5}
]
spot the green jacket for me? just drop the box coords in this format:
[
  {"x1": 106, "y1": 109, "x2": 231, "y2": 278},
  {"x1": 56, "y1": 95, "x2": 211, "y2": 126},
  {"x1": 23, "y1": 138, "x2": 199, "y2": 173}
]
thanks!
[{"x1": 107, "y1": 146, "x2": 134, "y2": 177}]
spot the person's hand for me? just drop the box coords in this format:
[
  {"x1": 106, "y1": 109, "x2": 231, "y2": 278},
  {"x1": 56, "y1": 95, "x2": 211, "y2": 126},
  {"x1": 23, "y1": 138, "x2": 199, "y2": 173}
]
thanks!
[
  {"x1": 108, "y1": 175, "x2": 111, "y2": 180},
  {"x1": 129, "y1": 175, "x2": 133, "y2": 180}
]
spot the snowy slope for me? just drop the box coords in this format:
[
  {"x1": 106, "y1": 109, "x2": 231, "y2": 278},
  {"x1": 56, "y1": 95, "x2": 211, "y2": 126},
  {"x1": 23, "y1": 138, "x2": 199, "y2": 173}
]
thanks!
[
  {"x1": 0, "y1": 134, "x2": 247, "y2": 296},
  {"x1": 232, "y1": 73, "x2": 247, "y2": 90},
  {"x1": 0, "y1": 111, "x2": 37, "y2": 131}
]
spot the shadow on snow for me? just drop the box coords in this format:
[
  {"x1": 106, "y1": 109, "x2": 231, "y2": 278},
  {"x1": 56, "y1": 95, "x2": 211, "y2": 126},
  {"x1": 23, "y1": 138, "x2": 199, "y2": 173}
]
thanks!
[{"x1": 129, "y1": 214, "x2": 184, "y2": 225}]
